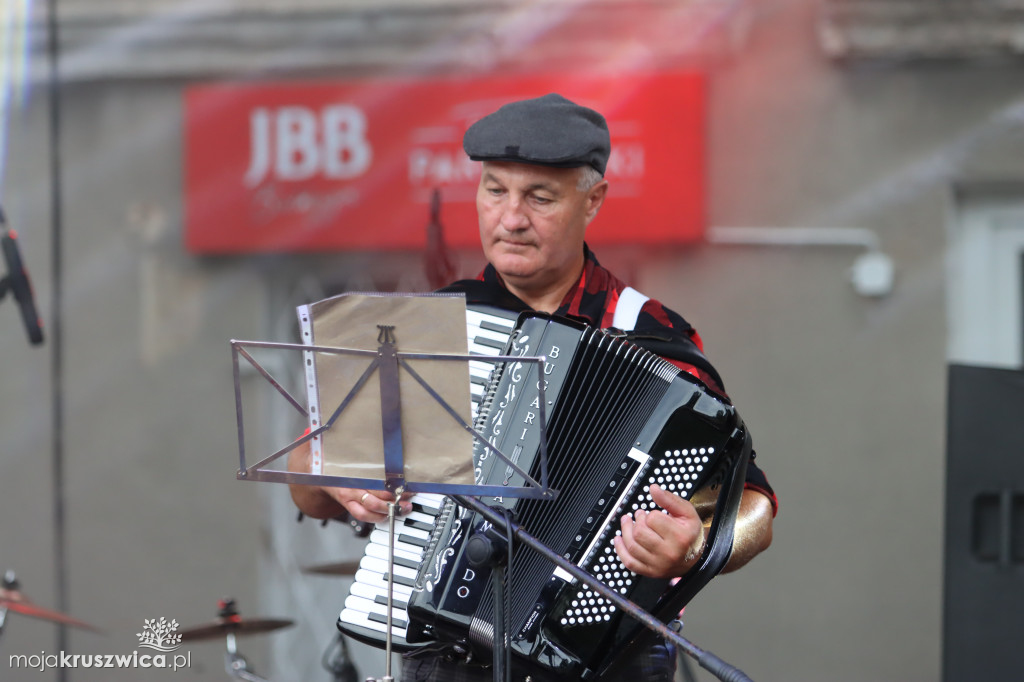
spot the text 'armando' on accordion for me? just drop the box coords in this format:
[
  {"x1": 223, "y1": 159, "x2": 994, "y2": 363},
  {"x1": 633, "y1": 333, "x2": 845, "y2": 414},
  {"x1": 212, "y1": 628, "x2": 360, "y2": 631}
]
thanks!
[{"x1": 338, "y1": 310, "x2": 750, "y2": 680}]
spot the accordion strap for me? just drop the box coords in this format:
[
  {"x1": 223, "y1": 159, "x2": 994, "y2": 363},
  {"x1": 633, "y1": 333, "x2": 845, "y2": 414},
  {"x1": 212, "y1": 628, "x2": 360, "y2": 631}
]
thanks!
[{"x1": 611, "y1": 286, "x2": 651, "y2": 331}]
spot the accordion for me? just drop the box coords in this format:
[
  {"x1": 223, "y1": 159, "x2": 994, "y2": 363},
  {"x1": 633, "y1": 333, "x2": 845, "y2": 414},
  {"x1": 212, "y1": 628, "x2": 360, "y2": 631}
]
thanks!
[{"x1": 338, "y1": 310, "x2": 750, "y2": 679}]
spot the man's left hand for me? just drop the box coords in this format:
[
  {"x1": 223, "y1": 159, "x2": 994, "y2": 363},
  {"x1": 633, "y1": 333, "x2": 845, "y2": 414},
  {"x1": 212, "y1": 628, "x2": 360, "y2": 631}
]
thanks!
[{"x1": 613, "y1": 483, "x2": 705, "y2": 579}]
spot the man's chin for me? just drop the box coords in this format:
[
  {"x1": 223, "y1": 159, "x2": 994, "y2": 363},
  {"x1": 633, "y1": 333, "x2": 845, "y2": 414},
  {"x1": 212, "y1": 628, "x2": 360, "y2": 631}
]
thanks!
[
  {"x1": 495, "y1": 270, "x2": 536, "y2": 289},
  {"x1": 489, "y1": 253, "x2": 537, "y2": 280}
]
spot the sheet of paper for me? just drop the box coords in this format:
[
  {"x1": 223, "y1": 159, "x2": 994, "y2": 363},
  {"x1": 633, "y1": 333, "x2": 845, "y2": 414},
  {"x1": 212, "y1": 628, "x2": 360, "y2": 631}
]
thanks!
[{"x1": 299, "y1": 292, "x2": 475, "y2": 487}]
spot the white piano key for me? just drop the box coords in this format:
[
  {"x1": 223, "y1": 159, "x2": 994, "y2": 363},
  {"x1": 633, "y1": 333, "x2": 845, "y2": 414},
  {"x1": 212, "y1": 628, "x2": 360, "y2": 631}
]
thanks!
[
  {"x1": 350, "y1": 581, "x2": 411, "y2": 606},
  {"x1": 364, "y1": 540, "x2": 422, "y2": 565},
  {"x1": 469, "y1": 364, "x2": 493, "y2": 381},
  {"x1": 367, "y1": 509, "x2": 438, "y2": 537},
  {"x1": 371, "y1": 515, "x2": 435, "y2": 536},
  {"x1": 361, "y1": 555, "x2": 419, "y2": 581},
  {"x1": 392, "y1": 525, "x2": 430, "y2": 542},
  {"x1": 401, "y1": 509, "x2": 440, "y2": 526},
  {"x1": 368, "y1": 530, "x2": 428, "y2": 558},
  {"x1": 468, "y1": 344, "x2": 503, "y2": 358},
  {"x1": 345, "y1": 594, "x2": 409, "y2": 618},
  {"x1": 353, "y1": 569, "x2": 415, "y2": 598},
  {"x1": 339, "y1": 608, "x2": 408, "y2": 639},
  {"x1": 409, "y1": 492, "x2": 446, "y2": 510}
]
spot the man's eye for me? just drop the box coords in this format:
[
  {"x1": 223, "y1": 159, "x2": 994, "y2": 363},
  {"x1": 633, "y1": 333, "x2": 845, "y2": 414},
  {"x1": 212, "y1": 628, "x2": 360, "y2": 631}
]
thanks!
[{"x1": 532, "y1": 195, "x2": 552, "y2": 205}]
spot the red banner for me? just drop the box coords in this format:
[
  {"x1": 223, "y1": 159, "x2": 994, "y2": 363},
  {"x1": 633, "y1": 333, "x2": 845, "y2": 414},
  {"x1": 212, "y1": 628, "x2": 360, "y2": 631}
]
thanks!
[{"x1": 183, "y1": 72, "x2": 705, "y2": 253}]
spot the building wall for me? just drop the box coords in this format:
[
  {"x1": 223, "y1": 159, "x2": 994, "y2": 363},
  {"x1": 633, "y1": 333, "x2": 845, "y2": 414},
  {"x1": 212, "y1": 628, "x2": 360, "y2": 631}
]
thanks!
[{"x1": 1, "y1": 2, "x2": 1022, "y2": 681}]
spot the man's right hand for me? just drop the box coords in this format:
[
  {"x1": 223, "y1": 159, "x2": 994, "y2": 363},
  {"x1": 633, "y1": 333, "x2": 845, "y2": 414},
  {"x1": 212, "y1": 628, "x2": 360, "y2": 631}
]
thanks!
[{"x1": 287, "y1": 439, "x2": 412, "y2": 523}]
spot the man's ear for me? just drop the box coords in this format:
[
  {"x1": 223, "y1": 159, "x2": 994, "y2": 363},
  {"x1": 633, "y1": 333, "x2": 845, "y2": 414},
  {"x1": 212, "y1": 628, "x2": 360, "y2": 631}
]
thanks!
[{"x1": 584, "y1": 180, "x2": 609, "y2": 223}]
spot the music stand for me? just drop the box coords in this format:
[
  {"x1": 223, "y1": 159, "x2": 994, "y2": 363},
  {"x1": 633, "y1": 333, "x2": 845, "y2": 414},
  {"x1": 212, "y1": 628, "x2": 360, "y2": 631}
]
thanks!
[
  {"x1": 231, "y1": 293, "x2": 559, "y2": 681},
  {"x1": 230, "y1": 294, "x2": 556, "y2": 499}
]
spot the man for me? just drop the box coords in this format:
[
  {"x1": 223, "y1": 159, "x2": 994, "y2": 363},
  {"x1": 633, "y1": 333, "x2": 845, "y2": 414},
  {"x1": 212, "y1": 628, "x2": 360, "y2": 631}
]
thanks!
[{"x1": 289, "y1": 94, "x2": 776, "y2": 680}]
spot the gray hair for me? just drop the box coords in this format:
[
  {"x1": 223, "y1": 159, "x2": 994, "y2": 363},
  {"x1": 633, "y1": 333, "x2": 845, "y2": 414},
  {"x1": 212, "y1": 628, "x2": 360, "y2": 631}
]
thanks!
[{"x1": 577, "y1": 165, "x2": 604, "y2": 191}]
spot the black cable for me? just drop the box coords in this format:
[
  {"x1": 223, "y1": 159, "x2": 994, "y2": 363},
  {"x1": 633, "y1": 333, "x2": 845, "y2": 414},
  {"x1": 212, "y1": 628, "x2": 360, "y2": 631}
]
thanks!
[
  {"x1": 491, "y1": 563, "x2": 505, "y2": 682},
  {"x1": 45, "y1": 0, "x2": 68, "y2": 679},
  {"x1": 488, "y1": 508, "x2": 515, "y2": 682},
  {"x1": 502, "y1": 508, "x2": 513, "y2": 679}
]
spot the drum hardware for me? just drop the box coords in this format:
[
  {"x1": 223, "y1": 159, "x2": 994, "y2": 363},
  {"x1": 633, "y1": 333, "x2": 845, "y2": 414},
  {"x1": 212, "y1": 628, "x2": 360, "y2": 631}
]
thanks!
[
  {"x1": 0, "y1": 569, "x2": 101, "y2": 635},
  {"x1": 179, "y1": 598, "x2": 293, "y2": 682},
  {"x1": 321, "y1": 632, "x2": 359, "y2": 682}
]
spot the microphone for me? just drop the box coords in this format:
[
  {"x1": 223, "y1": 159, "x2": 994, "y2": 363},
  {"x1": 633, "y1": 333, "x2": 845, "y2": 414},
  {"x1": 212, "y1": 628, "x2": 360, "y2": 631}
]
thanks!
[{"x1": 0, "y1": 209, "x2": 45, "y2": 346}]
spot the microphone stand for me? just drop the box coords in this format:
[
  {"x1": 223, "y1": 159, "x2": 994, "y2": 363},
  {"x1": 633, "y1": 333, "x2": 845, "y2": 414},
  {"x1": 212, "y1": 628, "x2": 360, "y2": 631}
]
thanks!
[
  {"x1": 223, "y1": 631, "x2": 270, "y2": 682},
  {"x1": 0, "y1": 213, "x2": 45, "y2": 346}
]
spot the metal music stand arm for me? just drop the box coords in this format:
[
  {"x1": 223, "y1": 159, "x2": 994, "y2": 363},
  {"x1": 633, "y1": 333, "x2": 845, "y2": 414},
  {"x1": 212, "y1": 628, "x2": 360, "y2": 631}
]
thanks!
[{"x1": 374, "y1": 330, "x2": 405, "y2": 682}]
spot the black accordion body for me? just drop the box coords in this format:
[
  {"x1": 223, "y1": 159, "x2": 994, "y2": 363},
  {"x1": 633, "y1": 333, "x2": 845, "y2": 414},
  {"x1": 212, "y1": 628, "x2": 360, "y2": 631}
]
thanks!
[{"x1": 338, "y1": 310, "x2": 749, "y2": 680}]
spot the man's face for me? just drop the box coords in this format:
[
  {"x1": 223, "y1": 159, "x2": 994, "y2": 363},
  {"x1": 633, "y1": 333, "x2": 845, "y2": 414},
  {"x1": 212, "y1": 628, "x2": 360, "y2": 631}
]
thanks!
[{"x1": 477, "y1": 161, "x2": 607, "y2": 298}]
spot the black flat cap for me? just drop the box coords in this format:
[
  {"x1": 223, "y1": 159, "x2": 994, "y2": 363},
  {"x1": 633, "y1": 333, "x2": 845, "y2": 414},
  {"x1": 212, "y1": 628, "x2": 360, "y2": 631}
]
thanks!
[{"x1": 463, "y1": 93, "x2": 611, "y2": 175}]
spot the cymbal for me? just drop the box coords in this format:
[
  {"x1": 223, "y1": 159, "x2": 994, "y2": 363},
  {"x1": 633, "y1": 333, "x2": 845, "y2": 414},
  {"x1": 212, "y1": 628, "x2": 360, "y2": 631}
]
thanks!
[
  {"x1": 178, "y1": 617, "x2": 294, "y2": 642},
  {"x1": 0, "y1": 589, "x2": 102, "y2": 632},
  {"x1": 301, "y1": 560, "x2": 361, "y2": 576}
]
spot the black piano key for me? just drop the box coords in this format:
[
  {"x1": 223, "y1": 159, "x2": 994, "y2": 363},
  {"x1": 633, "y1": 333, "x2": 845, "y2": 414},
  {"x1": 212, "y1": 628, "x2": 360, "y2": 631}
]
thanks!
[
  {"x1": 479, "y1": 319, "x2": 514, "y2": 334},
  {"x1": 392, "y1": 554, "x2": 421, "y2": 570},
  {"x1": 405, "y1": 518, "x2": 435, "y2": 533},
  {"x1": 374, "y1": 595, "x2": 409, "y2": 610},
  {"x1": 368, "y1": 612, "x2": 408, "y2": 629},
  {"x1": 382, "y1": 572, "x2": 417, "y2": 588},
  {"x1": 411, "y1": 502, "x2": 441, "y2": 516},
  {"x1": 473, "y1": 335, "x2": 507, "y2": 351},
  {"x1": 398, "y1": 533, "x2": 428, "y2": 548}
]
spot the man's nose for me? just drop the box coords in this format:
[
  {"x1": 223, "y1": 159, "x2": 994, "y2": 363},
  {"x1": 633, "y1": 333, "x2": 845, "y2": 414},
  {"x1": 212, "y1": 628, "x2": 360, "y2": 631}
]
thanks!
[{"x1": 500, "y1": 197, "x2": 530, "y2": 231}]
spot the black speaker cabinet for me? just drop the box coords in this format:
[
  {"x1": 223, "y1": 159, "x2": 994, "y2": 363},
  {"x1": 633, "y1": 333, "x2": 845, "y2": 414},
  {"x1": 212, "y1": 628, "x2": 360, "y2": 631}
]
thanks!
[{"x1": 943, "y1": 364, "x2": 1024, "y2": 681}]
